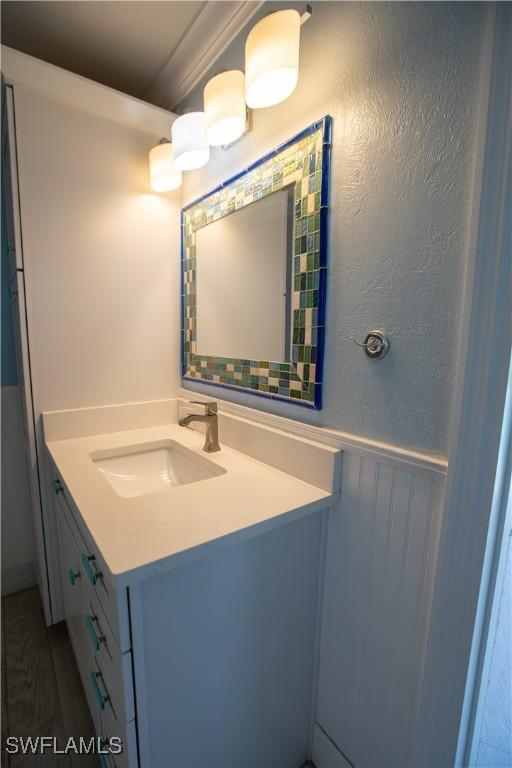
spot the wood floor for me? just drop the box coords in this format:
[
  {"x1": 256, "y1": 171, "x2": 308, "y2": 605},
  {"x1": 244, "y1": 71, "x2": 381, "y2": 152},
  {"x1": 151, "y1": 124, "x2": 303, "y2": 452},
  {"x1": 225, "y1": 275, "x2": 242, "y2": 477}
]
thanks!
[
  {"x1": 1, "y1": 588, "x2": 318, "y2": 768},
  {"x1": 1, "y1": 587, "x2": 95, "y2": 767}
]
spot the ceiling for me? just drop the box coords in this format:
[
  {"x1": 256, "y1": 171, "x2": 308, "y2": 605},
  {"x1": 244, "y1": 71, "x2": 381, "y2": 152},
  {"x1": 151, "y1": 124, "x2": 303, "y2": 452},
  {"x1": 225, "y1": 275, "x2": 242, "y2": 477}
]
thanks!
[{"x1": 0, "y1": 1, "x2": 208, "y2": 104}]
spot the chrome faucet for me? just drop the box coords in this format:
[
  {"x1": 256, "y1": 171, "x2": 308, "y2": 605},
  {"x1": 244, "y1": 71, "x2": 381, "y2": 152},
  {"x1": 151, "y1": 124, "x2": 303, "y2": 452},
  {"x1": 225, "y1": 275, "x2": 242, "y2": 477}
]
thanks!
[{"x1": 178, "y1": 401, "x2": 220, "y2": 453}]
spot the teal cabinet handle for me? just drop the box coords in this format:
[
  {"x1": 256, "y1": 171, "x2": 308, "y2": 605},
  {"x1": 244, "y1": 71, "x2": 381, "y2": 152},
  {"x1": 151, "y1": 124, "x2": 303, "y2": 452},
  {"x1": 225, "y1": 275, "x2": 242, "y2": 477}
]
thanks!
[
  {"x1": 89, "y1": 670, "x2": 105, "y2": 710},
  {"x1": 81, "y1": 554, "x2": 98, "y2": 586},
  {"x1": 52, "y1": 478, "x2": 63, "y2": 495},
  {"x1": 68, "y1": 568, "x2": 80, "y2": 586},
  {"x1": 85, "y1": 614, "x2": 101, "y2": 651},
  {"x1": 99, "y1": 738, "x2": 112, "y2": 768}
]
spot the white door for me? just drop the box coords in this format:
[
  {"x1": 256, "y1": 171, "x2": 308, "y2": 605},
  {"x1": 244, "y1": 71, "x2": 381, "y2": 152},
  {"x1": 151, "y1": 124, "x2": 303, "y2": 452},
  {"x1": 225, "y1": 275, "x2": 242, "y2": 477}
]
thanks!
[
  {"x1": 3, "y1": 86, "x2": 24, "y2": 272},
  {"x1": 4, "y1": 83, "x2": 52, "y2": 623},
  {"x1": 9, "y1": 264, "x2": 51, "y2": 623}
]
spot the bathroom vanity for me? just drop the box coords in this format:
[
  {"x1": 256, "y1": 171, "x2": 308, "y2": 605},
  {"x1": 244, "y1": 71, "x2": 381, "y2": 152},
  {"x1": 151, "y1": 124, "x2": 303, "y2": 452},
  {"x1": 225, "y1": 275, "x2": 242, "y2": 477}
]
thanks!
[{"x1": 44, "y1": 399, "x2": 341, "y2": 767}]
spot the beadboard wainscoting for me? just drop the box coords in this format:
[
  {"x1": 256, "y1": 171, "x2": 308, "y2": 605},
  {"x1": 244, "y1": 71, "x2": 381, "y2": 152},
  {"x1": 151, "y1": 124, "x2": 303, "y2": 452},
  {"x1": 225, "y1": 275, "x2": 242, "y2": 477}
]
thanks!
[
  {"x1": 313, "y1": 451, "x2": 446, "y2": 768},
  {"x1": 178, "y1": 390, "x2": 448, "y2": 766}
]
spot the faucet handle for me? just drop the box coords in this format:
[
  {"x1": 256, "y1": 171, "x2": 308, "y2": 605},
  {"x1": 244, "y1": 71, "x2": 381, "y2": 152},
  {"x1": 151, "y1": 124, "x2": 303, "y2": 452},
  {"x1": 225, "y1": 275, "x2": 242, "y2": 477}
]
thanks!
[{"x1": 190, "y1": 400, "x2": 217, "y2": 415}]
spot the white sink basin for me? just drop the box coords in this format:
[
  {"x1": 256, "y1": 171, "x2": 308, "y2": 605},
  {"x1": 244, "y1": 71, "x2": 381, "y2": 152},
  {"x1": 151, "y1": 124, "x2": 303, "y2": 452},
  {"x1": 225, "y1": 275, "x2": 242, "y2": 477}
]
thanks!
[{"x1": 90, "y1": 440, "x2": 226, "y2": 498}]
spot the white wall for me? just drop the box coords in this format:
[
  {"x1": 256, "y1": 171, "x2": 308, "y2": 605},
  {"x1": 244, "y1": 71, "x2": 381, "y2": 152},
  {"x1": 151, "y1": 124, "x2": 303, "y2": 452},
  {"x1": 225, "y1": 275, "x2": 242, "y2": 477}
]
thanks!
[
  {"x1": 1, "y1": 386, "x2": 35, "y2": 594},
  {"x1": 14, "y1": 85, "x2": 181, "y2": 411},
  {"x1": 9, "y1": 83, "x2": 181, "y2": 618},
  {"x1": 179, "y1": 0, "x2": 488, "y2": 456}
]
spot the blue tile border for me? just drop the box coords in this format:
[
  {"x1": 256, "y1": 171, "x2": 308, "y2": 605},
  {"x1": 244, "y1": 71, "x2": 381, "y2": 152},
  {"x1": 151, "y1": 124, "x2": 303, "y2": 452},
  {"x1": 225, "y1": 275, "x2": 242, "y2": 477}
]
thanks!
[{"x1": 180, "y1": 116, "x2": 332, "y2": 410}]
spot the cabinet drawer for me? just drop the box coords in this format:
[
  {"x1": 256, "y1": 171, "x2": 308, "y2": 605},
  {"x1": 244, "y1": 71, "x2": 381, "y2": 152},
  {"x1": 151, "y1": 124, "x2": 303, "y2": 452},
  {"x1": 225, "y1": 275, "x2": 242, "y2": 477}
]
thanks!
[
  {"x1": 56, "y1": 505, "x2": 91, "y2": 659},
  {"x1": 56, "y1": 505, "x2": 100, "y2": 732},
  {"x1": 52, "y1": 470, "x2": 130, "y2": 652},
  {"x1": 84, "y1": 655, "x2": 120, "y2": 730},
  {"x1": 82, "y1": 585, "x2": 135, "y2": 723},
  {"x1": 101, "y1": 701, "x2": 138, "y2": 768},
  {"x1": 80, "y1": 542, "x2": 129, "y2": 655},
  {"x1": 75, "y1": 638, "x2": 102, "y2": 735}
]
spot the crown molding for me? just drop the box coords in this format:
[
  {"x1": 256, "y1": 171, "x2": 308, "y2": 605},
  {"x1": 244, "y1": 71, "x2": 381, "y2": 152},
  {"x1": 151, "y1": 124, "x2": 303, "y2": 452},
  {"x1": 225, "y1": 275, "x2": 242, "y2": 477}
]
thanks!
[{"x1": 144, "y1": 1, "x2": 265, "y2": 110}]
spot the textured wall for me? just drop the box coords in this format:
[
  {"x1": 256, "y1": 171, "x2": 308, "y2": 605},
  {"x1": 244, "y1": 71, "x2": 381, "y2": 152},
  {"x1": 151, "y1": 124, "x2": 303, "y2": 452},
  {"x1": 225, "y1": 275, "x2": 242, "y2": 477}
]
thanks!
[{"x1": 179, "y1": 1, "x2": 487, "y2": 455}]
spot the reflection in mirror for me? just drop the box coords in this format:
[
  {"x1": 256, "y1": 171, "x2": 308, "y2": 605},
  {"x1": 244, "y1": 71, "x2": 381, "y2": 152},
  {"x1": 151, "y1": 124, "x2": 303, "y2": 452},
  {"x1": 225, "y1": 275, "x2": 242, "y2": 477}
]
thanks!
[{"x1": 195, "y1": 188, "x2": 293, "y2": 361}]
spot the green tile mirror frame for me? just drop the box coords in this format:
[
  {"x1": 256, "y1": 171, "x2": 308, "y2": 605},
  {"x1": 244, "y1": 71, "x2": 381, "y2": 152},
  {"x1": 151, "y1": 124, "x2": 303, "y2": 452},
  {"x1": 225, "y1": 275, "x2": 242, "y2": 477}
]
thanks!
[{"x1": 181, "y1": 116, "x2": 332, "y2": 409}]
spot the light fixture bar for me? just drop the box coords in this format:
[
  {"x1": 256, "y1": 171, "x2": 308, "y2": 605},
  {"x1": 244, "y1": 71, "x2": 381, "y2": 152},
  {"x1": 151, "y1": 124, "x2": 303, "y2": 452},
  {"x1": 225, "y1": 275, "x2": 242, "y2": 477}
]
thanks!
[
  {"x1": 221, "y1": 107, "x2": 253, "y2": 151},
  {"x1": 300, "y1": 4, "x2": 312, "y2": 25}
]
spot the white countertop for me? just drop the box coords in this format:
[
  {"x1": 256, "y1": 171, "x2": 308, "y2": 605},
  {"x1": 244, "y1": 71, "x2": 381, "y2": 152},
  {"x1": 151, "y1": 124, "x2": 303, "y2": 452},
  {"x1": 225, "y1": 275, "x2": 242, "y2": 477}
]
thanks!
[{"x1": 46, "y1": 423, "x2": 335, "y2": 587}]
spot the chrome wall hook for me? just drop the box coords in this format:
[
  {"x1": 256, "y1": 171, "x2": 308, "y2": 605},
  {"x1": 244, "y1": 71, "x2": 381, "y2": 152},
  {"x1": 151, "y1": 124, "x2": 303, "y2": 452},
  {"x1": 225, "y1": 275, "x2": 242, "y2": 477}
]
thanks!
[{"x1": 350, "y1": 329, "x2": 389, "y2": 360}]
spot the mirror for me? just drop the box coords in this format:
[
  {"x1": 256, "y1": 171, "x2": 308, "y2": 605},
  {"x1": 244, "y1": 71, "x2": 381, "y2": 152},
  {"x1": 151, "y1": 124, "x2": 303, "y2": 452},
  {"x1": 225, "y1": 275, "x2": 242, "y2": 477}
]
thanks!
[
  {"x1": 181, "y1": 116, "x2": 331, "y2": 409},
  {"x1": 195, "y1": 188, "x2": 293, "y2": 361}
]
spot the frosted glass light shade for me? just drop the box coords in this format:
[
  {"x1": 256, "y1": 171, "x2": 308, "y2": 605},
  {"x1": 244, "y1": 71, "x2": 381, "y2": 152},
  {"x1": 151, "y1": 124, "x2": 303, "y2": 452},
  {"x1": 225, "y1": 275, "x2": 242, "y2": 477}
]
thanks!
[
  {"x1": 245, "y1": 9, "x2": 300, "y2": 109},
  {"x1": 204, "y1": 70, "x2": 247, "y2": 147},
  {"x1": 149, "y1": 141, "x2": 182, "y2": 192},
  {"x1": 171, "y1": 112, "x2": 210, "y2": 171}
]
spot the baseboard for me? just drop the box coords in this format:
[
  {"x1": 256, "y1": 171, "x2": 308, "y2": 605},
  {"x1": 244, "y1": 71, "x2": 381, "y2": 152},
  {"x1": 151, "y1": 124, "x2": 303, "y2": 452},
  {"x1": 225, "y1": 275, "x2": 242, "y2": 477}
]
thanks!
[
  {"x1": 312, "y1": 724, "x2": 353, "y2": 768},
  {"x1": 1, "y1": 560, "x2": 36, "y2": 596}
]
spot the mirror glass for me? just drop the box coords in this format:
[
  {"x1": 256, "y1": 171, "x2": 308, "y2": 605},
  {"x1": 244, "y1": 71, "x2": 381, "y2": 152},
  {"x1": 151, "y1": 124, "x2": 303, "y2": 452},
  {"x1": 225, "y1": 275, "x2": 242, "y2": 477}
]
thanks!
[
  {"x1": 181, "y1": 116, "x2": 331, "y2": 409},
  {"x1": 195, "y1": 189, "x2": 293, "y2": 361}
]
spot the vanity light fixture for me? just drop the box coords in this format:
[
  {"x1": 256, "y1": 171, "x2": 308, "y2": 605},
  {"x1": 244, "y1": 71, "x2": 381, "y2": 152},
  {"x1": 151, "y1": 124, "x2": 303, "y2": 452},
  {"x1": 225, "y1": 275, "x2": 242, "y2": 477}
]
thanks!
[
  {"x1": 171, "y1": 112, "x2": 210, "y2": 171},
  {"x1": 245, "y1": 9, "x2": 301, "y2": 109},
  {"x1": 149, "y1": 139, "x2": 182, "y2": 192},
  {"x1": 204, "y1": 70, "x2": 247, "y2": 147}
]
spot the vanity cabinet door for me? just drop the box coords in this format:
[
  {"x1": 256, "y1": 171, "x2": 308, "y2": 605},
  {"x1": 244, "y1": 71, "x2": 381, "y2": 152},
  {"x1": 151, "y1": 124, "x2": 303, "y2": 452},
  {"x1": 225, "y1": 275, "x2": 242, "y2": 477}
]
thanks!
[
  {"x1": 50, "y1": 466, "x2": 131, "y2": 653},
  {"x1": 83, "y1": 587, "x2": 135, "y2": 723},
  {"x1": 100, "y1": 705, "x2": 138, "y2": 768},
  {"x1": 54, "y1": 468, "x2": 136, "y2": 759},
  {"x1": 56, "y1": 505, "x2": 101, "y2": 733},
  {"x1": 57, "y1": 505, "x2": 87, "y2": 661}
]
